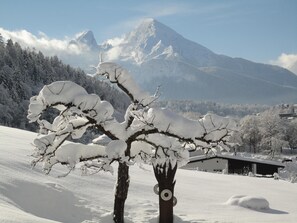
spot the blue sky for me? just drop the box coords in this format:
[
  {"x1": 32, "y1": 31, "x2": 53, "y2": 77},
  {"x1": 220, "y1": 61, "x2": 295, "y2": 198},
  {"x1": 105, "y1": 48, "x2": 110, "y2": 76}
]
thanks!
[{"x1": 0, "y1": 0, "x2": 296, "y2": 64}]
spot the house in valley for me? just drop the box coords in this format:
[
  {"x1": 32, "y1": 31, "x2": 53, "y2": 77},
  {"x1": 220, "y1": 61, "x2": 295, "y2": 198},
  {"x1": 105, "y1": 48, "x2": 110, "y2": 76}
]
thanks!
[{"x1": 184, "y1": 154, "x2": 285, "y2": 176}]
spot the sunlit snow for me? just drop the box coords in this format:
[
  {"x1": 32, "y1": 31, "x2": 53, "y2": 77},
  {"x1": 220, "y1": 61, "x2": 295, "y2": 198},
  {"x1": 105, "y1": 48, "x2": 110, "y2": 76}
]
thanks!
[{"x1": 0, "y1": 125, "x2": 297, "y2": 223}]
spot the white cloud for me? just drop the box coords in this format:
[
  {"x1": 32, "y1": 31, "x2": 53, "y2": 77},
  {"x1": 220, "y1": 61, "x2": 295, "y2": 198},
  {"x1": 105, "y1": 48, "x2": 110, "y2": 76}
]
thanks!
[
  {"x1": 100, "y1": 36, "x2": 125, "y2": 61},
  {"x1": 270, "y1": 53, "x2": 297, "y2": 75},
  {"x1": 105, "y1": 37, "x2": 124, "y2": 46},
  {"x1": 0, "y1": 27, "x2": 82, "y2": 55},
  {"x1": 106, "y1": 46, "x2": 122, "y2": 61}
]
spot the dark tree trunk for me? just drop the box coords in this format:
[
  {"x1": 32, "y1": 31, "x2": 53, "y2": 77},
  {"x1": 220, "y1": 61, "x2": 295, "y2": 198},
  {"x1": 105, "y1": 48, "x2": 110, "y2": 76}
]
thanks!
[
  {"x1": 153, "y1": 162, "x2": 178, "y2": 223},
  {"x1": 113, "y1": 162, "x2": 130, "y2": 223}
]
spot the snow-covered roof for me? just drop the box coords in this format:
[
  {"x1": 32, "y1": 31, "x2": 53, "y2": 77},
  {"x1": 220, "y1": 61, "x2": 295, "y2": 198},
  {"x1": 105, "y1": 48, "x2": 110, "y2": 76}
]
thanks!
[{"x1": 189, "y1": 154, "x2": 285, "y2": 167}]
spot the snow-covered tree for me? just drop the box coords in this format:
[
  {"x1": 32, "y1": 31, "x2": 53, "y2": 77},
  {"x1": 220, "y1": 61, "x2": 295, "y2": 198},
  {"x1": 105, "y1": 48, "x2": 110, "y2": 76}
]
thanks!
[
  {"x1": 237, "y1": 108, "x2": 294, "y2": 157},
  {"x1": 28, "y1": 62, "x2": 236, "y2": 223},
  {"x1": 258, "y1": 110, "x2": 286, "y2": 157},
  {"x1": 283, "y1": 119, "x2": 297, "y2": 153},
  {"x1": 239, "y1": 115, "x2": 261, "y2": 153}
]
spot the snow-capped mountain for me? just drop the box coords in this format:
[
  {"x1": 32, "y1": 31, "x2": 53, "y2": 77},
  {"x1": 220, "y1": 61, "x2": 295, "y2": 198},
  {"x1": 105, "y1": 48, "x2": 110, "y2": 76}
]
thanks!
[
  {"x1": 104, "y1": 18, "x2": 216, "y2": 66},
  {"x1": 97, "y1": 19, "x2": 297, "y2": 104},
  {"x1": 71, "y1": 19, "x2": 297, "y2": 104},
  {"x1": 69, "y1": 30, "x2": 99, "y2": 51}
]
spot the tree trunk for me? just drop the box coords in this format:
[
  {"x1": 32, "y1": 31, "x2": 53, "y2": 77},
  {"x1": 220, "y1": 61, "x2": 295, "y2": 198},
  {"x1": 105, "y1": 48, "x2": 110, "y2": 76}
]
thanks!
[
  {"x1": 113, "y1": 162, "x2": 130, "y2": 223},
  {"x1": 154, "y1": 162, "x2": 177, "y2": 223}
]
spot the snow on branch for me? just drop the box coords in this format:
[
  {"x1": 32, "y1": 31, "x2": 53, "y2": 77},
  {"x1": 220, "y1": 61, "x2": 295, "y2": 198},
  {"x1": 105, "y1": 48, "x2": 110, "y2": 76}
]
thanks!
[
  {"x1": 27, "y1": 62, "x2": 237, "y2": 178},
  {"x1": 126, "y1": 109, "x2": 237, "y2": 171},
  {"x1": 95, "y1": 62, "x2": 157, "y2": 107},
  {"x1": 41, "y1": 142, "x2": 108, "y2": 174},
  {"x1": 134, "y1": 134, "x2": 190, "y2": 169},
  {"x1": 27, "y1": 81, "x2": 114, "y2": 124},
  {"x1": 146, "y1": 108, "x2": 206, "y2": 139},
  {"x1": 27, "y1": 81, "x2": 124, "y2": 175},
  {"x1": 140, "y1": 108, "x2": 237, "y2": 148}
]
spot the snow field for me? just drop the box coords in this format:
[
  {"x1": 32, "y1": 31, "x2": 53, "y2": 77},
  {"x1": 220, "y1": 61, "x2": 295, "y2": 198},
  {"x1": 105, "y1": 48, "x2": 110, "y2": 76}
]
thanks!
[{"x1": 0, "y1": 125, "x2": 297, "y2": 223}]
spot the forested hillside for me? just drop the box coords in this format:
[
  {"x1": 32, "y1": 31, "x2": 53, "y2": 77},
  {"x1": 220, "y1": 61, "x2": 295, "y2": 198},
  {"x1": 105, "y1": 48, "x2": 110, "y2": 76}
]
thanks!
[{"x1": 0, "y1": 38, "x2": 129, "y2": 131}]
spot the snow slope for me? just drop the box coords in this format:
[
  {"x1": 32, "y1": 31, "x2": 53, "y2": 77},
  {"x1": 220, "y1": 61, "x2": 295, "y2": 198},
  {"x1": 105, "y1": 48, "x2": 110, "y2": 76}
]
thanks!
[{"x1": 0, "y1": 125, "x2": 297, "y2": 223}]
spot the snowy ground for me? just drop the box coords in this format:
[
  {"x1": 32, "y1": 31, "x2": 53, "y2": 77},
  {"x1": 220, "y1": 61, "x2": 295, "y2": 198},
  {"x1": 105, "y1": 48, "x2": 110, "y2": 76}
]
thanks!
[{"x1": 0, "y1": 125, "x2": 296, "y2": 223}]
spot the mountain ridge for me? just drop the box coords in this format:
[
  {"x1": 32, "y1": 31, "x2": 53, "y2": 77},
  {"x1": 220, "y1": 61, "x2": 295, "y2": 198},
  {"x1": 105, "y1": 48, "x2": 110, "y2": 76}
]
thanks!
[{"x1": 70, "y1": 19, "x2": 297, "y2": 104}]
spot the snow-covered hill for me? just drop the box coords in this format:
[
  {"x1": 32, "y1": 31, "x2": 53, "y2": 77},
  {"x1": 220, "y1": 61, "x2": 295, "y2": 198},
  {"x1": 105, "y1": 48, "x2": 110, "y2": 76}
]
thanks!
[{"x1": 0, "y1": 125, "x2": 297, "y2": 223}]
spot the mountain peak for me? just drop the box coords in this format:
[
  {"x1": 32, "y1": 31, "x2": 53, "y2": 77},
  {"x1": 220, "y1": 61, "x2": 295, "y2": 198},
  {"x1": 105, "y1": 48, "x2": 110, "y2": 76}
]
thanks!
[
  {"x1": 136, "y1": 18, "x2": 162, "y2": 30},
  {"x1": 130, "y1": 18, "x2": 181, "y2": 40},
  {"x1": 77, "y1": 30, "x2": 94, "y2": 40},
  {"x1": 124, "y1": 18, "x2": 184, "y2": 55},
  {"x1": 74, "y1": 30, "x2": 98, "y2": 50},
  {"x1": 119, "y1": 18, "x2": 214, "y2": 65},
  {"x1": 138, "y1": 18, "x2": 156, "y2": 25}
]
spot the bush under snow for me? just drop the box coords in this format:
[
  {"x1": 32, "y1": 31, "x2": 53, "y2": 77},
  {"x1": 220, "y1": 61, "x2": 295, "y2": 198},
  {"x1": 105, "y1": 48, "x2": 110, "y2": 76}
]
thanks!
[{"x1": 226, "y1": 195, "x2": 269, "y2": 210}]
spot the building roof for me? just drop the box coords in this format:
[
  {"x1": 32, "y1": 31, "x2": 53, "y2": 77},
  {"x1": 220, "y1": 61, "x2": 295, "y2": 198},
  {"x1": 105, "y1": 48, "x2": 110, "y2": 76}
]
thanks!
[{"x1": 189, "y1": 154, "x2": 285, "y2": 167}]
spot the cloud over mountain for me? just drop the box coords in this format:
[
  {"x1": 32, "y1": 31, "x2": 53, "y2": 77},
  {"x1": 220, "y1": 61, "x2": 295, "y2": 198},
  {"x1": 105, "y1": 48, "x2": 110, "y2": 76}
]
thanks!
[
  {"x1": 0, "y1": 27, "x2": 83, "y2": 55},
  {"x1": 271, "y1": 53, "x2": 297, "y2": 75}
]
